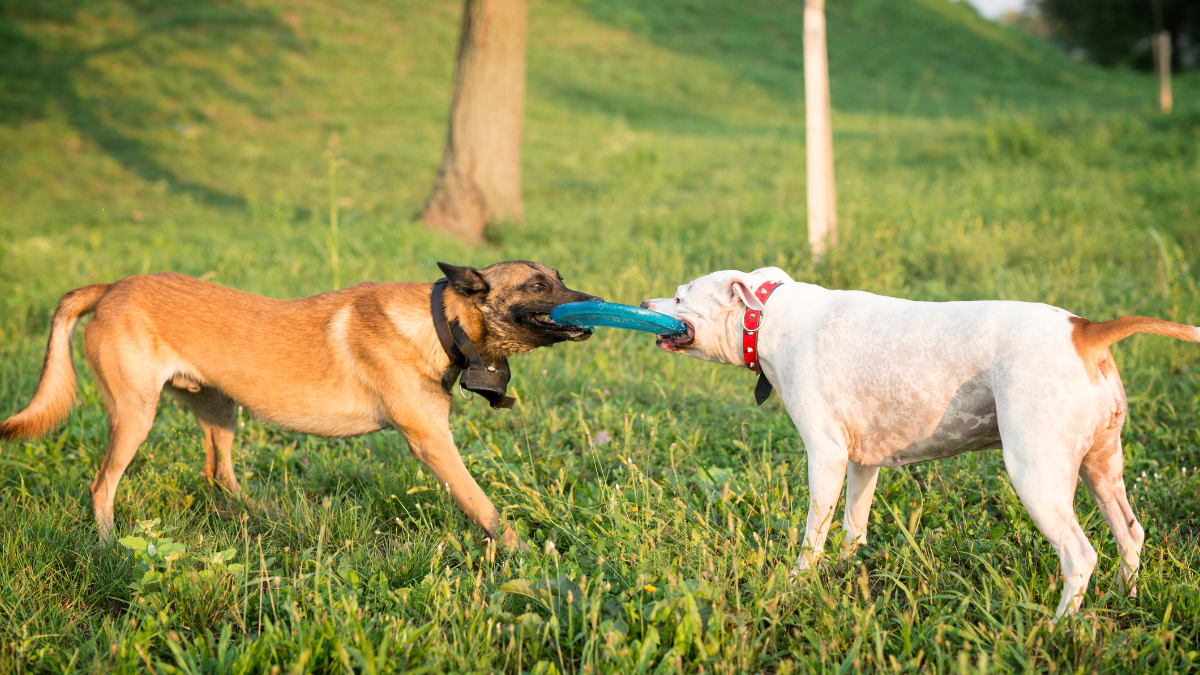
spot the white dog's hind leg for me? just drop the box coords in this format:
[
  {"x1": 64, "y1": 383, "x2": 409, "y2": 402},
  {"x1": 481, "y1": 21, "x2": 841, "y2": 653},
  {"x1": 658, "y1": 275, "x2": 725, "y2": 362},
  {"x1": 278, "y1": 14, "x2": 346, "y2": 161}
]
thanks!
[
  {"x1": 1003, "y1": 446, "x2": 1098, "y2": 620},
  {"x1": 1079, "y1": 432, "x2": 1144, "y2": 597},
  {"x1": 793, "y1": 438, "x2": 849, "y2": 572},
  {"x1": 841, "y1": 462, "x2": 880, "y2": 557}
]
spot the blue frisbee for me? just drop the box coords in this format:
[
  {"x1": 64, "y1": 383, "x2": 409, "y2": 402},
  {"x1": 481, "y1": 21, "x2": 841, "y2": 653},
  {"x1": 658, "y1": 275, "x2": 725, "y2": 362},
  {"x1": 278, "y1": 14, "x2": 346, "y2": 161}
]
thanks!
[{"x1": 551, "y1": 302, "x2": 687, "y2": 335}]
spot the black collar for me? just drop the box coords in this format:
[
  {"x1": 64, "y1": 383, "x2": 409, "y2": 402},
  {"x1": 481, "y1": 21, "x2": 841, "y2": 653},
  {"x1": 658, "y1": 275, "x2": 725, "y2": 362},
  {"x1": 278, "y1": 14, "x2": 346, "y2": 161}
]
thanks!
[{"x1": 430, "y1": 279, "x2": 515, "y2": 410}]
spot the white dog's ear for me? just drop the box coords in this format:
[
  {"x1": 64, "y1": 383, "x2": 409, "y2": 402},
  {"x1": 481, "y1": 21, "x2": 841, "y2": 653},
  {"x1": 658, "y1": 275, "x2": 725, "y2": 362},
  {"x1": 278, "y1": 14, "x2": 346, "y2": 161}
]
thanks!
[
  {"x1": 749, "y1": 266, "x2": 795, "y2": 284},
  {"x1": 729, "y1": 276, "x2": 766, "y2": 312}
]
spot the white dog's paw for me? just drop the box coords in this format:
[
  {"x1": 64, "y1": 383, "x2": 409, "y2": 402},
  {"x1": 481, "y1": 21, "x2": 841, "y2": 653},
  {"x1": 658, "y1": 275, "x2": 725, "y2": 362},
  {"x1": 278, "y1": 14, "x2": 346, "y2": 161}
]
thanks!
[
  {"x1": 789, "y1": 551, "x2": 822, "y2": 580},
  {"x1": 837, "y1": 541, "x2": 863, "y2": 562},
  {"x1": 788, "y1": 562, "x2": 812, "y2": 582}
]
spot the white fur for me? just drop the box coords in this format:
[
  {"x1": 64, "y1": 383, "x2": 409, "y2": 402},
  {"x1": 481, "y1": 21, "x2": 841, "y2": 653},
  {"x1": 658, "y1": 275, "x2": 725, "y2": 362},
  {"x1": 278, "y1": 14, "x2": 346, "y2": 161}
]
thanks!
[{"x1": 644, "y1": 268, "x2": 1157, "y2": 620}]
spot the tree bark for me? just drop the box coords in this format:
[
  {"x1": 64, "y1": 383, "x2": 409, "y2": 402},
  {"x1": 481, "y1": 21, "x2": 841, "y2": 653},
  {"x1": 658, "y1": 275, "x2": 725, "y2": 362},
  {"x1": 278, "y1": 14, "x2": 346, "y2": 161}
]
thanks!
[
  {"x1": 804, "y1": 0, "x2": 837, "y2": 260},
  {"x1": 423, "y1": 0, "x2": 528, "y2": 244}
]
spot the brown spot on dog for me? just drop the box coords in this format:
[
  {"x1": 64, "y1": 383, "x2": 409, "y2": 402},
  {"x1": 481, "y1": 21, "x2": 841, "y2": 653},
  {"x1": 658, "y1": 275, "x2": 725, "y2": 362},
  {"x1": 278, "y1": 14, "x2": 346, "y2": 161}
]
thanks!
[{"x1": 1070, "y1": 315, "x2": 1199, "y2": 382}]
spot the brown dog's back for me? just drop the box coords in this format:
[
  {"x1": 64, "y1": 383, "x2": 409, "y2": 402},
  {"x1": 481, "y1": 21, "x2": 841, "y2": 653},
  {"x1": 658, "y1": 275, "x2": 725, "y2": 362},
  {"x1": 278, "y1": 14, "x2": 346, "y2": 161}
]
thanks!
[
  {"x1": 2, "y1": 273, "x2": 449, "y2": 439},
  {"x1": 93, "y1": 273, "x2": 445, "y2": 436}
]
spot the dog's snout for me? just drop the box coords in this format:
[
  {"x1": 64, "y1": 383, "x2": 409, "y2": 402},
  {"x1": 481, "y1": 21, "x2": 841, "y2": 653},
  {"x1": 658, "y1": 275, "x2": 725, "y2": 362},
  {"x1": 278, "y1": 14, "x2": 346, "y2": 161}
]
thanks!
[
  {"x1": 640, "y1": 300, "x2": 652, "y2": 310},
  {"x1": 569, "y1": 291, "x2": 604, "y2": 303}
]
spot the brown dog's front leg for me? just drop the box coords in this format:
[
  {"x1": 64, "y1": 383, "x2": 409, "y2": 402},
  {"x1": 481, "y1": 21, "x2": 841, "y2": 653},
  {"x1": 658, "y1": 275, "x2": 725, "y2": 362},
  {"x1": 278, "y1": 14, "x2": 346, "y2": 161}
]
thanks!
[{"x1": 400, "y1": 419, "x2": 522, "y2": 549}]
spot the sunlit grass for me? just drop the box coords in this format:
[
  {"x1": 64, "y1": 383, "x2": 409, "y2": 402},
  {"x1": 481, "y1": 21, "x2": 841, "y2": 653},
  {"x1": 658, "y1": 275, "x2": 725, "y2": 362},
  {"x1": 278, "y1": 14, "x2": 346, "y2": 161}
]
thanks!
[{"x1": 1, "y1": 0, "x2": 1199, "y2": 672}]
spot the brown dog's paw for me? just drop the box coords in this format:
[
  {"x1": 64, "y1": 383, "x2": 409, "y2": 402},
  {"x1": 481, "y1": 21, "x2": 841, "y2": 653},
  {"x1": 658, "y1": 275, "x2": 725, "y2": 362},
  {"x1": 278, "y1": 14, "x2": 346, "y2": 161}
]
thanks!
[{"x1": 499, "y1": 526, "x2": 528, "y2": 551}]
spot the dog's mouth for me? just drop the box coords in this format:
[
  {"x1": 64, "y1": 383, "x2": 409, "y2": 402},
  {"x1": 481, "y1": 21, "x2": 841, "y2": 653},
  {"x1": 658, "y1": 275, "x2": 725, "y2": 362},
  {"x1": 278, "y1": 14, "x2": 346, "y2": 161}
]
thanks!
[
  {"x1": 523, "y1": 312, "x2": 594, "y2": 339},
  {"x1": 656, "y1": 320, "x2": 695, "y2": 352},
  {"x1": 524, "y1": 312, "x2": 560, "y2": 328}
]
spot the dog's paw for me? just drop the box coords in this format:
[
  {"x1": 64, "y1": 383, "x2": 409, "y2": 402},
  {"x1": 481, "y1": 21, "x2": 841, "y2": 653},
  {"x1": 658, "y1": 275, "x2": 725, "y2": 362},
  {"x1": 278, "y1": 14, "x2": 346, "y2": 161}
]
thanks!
[
  {"x1": 789, "y1": 552, "x2": 823, "y2": 580},
  {"x1": 837, "y1": 544, "x2": 862, "y2": 563},
  {"x1": 499, "y1": 526, "x2": 527, "y2": 552}
]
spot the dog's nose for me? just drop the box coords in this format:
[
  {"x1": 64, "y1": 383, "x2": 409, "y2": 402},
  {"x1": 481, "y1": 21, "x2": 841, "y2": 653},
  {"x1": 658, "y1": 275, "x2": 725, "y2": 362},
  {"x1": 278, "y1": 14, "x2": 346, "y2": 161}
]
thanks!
[
  {"x1": 587, "y1": 294, "x2": 604, "y2": 303},
  {"x1": 639, "y1": 300, "x2": 652, "y2": 310}
]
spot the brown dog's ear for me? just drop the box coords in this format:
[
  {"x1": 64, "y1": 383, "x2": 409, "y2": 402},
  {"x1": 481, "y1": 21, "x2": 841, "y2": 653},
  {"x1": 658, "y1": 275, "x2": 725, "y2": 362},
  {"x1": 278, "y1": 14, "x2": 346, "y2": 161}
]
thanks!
[{"x1": 437, "y1": 262, "x2": 489, "y2": 297}]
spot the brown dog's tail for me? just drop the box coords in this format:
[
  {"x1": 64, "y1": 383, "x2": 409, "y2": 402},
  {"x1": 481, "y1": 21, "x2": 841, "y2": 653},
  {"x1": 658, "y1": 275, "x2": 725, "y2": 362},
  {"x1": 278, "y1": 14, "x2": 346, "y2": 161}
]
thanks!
[{"x1": 0, "y1": 284, "x2": 110, "y2": 440}]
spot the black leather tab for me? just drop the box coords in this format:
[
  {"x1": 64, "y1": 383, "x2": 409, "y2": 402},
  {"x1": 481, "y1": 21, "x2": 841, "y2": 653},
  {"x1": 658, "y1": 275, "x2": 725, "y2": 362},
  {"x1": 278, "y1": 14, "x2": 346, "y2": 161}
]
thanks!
[
  {"x1": 456, "y1": 344, "x2": 516, "y2": 409},
  {"x1": 460, "y1": 367, "x2": 516, "y2": 409},
  {"x1": 754, "y1": 372, "x2": 773, "y2": 405}
]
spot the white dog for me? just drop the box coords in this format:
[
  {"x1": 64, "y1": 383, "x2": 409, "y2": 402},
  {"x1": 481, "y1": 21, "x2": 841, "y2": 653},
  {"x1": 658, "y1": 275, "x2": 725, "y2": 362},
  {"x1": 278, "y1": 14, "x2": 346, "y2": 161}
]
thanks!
[{"x1": 643, "y1": 268, "x2": 1198, "y2": 619}]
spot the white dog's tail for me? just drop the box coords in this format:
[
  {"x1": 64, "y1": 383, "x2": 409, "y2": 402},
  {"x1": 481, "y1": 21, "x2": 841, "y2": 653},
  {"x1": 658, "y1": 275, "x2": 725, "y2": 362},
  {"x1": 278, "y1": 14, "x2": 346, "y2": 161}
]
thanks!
[
  {"x1": 0, "y1": 284, "x2": 109, "y2": 440},
  {"x1": 1071, "y1": 315, "x2": 1197, "y2": 382},
  {"x1": 1074, "y1": 315, "x2": 1200, "y2": 348}
]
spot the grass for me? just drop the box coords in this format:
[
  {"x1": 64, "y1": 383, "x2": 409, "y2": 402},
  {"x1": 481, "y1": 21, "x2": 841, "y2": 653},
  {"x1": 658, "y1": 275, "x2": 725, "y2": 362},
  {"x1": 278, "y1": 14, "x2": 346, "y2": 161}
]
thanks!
[{"x1": 2, "y1": 0, "x2": 1200, "y2": 672}]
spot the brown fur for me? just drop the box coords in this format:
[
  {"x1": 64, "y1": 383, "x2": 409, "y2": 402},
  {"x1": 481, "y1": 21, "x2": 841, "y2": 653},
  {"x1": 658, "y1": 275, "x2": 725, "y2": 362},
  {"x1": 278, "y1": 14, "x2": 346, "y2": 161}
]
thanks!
[
  {"x1": 1070, "y1": 315, "x2": 1200, "y2": 382},
  {"x1": 1, "y1": 262, "x2": 598, "y2": 546},
  {"x1": 0, "y1": 284, "x2": 109, "y2": 439}
]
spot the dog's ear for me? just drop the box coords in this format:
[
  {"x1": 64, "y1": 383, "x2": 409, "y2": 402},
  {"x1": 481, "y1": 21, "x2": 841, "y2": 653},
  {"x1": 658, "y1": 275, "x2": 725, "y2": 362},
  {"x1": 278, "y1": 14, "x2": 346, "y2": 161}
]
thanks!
[
  {"x1": 749, "y1": 266, "x2": 795, "y2": 284},
  {"x1": 729, "y1": 275, "x2": 766, "y2": 312},
  {"x1": 437, "y1": 262, "x2": 489, "y2": 297}
]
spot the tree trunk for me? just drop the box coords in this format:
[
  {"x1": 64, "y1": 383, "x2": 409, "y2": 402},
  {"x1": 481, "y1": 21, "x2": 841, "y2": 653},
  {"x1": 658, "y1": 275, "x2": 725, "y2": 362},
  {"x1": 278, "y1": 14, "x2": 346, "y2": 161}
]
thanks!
[
  {"x1": 804, "y1": 0, "x2": 837, "y2": 260},
  {"x1": 423, "y1": 0, "x2": 528, "y2": 244},
  {"x1": 1153, "y1": 30, "x2": 1172, "y2": 114}
]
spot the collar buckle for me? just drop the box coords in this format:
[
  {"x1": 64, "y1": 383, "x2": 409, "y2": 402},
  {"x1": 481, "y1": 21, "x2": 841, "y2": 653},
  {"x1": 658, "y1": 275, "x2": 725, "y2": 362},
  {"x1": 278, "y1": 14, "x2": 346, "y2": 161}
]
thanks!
[{"x1": 742, "y1": 308, "x2": 763, "y2": 333}]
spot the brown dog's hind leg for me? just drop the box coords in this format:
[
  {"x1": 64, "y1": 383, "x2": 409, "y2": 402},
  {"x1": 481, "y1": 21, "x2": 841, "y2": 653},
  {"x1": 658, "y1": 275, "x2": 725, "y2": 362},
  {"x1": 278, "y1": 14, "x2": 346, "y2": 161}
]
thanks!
[
  {"x1": 89, "y1": 372, "x2": 161, "y2": 541},
  {"x1": 1079, "y1": 429, "x2": 1144, "y2": 597},
  {"x1": 167, "y1": 384, "x2": 241, "y2": 495}
]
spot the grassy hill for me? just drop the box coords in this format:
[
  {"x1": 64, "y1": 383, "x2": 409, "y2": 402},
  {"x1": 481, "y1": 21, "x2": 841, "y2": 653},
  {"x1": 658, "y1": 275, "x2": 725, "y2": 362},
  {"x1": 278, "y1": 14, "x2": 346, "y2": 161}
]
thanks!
[{"x1": 1, "y1": 0, "x2": 1199, "y2": 672}]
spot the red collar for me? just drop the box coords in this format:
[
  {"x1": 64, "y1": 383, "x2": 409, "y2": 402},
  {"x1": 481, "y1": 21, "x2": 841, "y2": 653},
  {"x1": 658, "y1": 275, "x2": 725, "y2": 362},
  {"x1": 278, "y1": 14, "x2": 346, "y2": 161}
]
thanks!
[{"x1": 742, "y1": 281, "x2": 784, "y2": 372}]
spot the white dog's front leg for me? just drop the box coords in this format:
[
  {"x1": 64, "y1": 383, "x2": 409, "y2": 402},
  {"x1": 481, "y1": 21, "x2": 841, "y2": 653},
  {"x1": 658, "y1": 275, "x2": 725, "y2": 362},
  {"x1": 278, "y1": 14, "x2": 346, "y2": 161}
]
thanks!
[
  {"x1": 841, "y1": 462, "x2": 880, "y2": 557},
  {"x1": 794, "y1": 441, "x2": 848, "y2": 572}
]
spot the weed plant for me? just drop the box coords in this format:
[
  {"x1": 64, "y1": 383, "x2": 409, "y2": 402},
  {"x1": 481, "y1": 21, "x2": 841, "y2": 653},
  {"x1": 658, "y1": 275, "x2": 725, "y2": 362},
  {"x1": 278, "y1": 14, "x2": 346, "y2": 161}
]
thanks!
[{"x1": 1, "y1": 0, "x2": 1198, "y2": 672}]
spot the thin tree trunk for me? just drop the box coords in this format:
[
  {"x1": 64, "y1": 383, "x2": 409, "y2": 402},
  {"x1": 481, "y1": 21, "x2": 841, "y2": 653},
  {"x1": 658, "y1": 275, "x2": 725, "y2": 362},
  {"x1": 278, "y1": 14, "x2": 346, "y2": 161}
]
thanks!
[
  {"x1": 1154, "y1": 30, "x2": 1172, "y2": 114},
  {"x1": 804, "y1": 0, "x2": 837, "y2": 260},
  {"x1": 423, "y1": 0, "x2": 528, "y2": 244}
]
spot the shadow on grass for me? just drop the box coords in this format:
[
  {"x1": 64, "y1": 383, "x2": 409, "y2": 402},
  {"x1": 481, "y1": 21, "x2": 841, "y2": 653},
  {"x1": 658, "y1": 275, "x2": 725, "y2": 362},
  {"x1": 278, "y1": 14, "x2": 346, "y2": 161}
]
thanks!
[
  {"x1": 534, "y1": 76, "x2": 797, "y2": 138},
  {"x1": 576, "y1": 0, "x2": 1146, "y2": 118},
  {"x1": 0, "y1": 0, "x2": 301, "y2": 211}
]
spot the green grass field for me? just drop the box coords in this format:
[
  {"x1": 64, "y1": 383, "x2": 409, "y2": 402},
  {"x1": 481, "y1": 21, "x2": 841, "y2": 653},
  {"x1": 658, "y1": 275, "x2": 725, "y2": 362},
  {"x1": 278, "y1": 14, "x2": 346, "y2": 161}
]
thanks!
[{"x1": 2, "y1": 0, "x2": 1200, "y2": 672}]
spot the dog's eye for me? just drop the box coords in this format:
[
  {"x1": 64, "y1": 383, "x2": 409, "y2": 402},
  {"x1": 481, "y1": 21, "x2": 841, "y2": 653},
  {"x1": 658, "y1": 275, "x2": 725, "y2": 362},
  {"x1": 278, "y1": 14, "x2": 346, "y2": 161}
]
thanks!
[
  {"x1": 675, "y1": 297, "x2": 681, "y2": 304},
  {"x1": 532, "y1": 282, "x2": 546, "y2": 291}
]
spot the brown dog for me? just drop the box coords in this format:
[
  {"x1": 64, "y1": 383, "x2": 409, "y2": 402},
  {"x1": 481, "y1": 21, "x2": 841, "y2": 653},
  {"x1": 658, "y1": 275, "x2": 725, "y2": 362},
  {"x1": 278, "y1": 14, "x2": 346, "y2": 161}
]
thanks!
[{"x1": 0, "y1": 262, "x2": 598, "y2": 547}]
